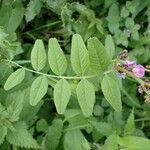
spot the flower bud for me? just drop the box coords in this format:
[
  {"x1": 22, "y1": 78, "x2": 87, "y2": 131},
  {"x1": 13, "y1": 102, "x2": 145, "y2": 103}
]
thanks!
[{"x1": 132, "y1": 65, "x2": 145, "y2": 77}]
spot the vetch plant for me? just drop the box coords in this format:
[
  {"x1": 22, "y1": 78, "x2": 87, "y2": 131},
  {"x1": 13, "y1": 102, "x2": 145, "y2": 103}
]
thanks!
[
  {"x1": 1, "y1": 34, "x2": 150, "y2": 150},
  {"x1": 0, "y1": 0, "x2": 150, "y2": 150}
]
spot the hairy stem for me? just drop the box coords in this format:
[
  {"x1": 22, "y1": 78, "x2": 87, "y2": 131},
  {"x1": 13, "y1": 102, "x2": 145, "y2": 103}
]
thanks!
[{"x1": 5, "y1": 59, "x2": 98, "y2": 80}]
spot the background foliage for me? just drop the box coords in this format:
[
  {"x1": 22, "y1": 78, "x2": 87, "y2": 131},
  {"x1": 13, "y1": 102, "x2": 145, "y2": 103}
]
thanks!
[{"x1": 0, "y1": 0, "x2": 150, "y2": 150}]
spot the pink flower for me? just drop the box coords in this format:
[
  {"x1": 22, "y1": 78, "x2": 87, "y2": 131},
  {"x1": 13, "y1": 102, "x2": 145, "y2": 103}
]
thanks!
[
  {"x1": 124, "y1": 60, "x2": 136, "y2": 67},
  {"x1": 132, "y1": 65, "x2": 145, "y2": 77}
]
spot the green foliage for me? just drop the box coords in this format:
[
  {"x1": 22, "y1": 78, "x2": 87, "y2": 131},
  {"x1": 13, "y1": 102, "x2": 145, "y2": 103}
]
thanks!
[
  {"x1": 0, "y1": 1, "x2": 24, "y2": 32},
  {"x1": 124, "y1": 109, "x2": 135, "y2": 135},
  {"x1": 36, "y1": 118, "x2": 48, "y2": 132},
  {"x1": 4, "y1": 68, "x2": 25, "y2": 90},
  {"x1": 48, "y1": 38, "x2": 67, "y2": 75},
  {"x1": 43, "y1": 119, "x2": 63, "y2": 150},
  {"x1": 117, "y1": 136, "x2": 150, "y2": 150},
  {"x1": 71, "y1": 34, "x2": 89, "y2": 75},
  {"x1": 31, "y1": 39, "x2": 46, "y2": 71},
  {"x1": 6, "y1": 122, "x2": 40, "y2": 149},
  {"x1": 101, "y1": 75, "x2": 122, "y2": 111},
  {"x1": 7, "y1": 91, "x2": 24, "y2": 122},
  {"x1": 64, "y1": 129, "x2": 90, "y2": 150},
  {"x1": 30, "y1": 75, "x2": 48, "y2": 106},
  {"x1": 105, "y1": 34, "x2": 115, "y2": 59},
  {"x1": 25, "y1": 0, "x2": 43, "y2": 22},
  {"x1": 0, "y1": 0, "x2": 150, "y2": 149},
  {"x1": 54, "y1": 79, "x2": 71, "y2": 114},
  {"x1": 106, "y1": 4, "x2": 121, "y2": 34},
  {"x1": 76, "y1": 79, "x2": 95, "y2": 117},
  {"x1": 100, "y1": 132, "x2": 118, "y2": 150},
  {"x1": 87, "y1": 37, "x2": 111, "y2": 73},
  {"x1": 0, "y1": 124, "x2": 7, "y2": 146}
]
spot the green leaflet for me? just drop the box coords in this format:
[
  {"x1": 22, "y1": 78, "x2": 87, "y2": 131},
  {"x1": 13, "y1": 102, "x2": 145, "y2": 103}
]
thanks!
[
  {"x1": 30, "y1": 75, "x2": 48, "y2": 106},
  {"x1": 76, "y1": 79, "x2": 95, "y2": 117},
  {"x1": 71, "y1": 34, "x2": 90, "y2": 75},
  {"x1": 31, "y1": 39, "x2": 46, "y2": 71},
  {"x1": 0, "y1": 124, "x2": 7, "y2": 146},
  {"x1": 54, "y1": 79, "x2": 71, "y2": 114},
  {"x1": 105, "y1": 34, "x2": 115, "y2": 59},
  {"x1": 87, "y1": 37, "x2": 111, "y2": 73},
  {"x1": 6, "y1": 122, "x2": 40, "y2": 149},
  {"x1": 124, "y1": 109, "x2": 135, "y2": 135},
  {"x1": 7, "y1": 91, "x2": 24, "y2": 122},
  {"x1": 117, "y1": 135, "x2": 150, "y2": 150},
  {"x1": 4, "y1": 68, "x2": 25, "y2": 91},
  {"x1": 48, "y1": 38, "x2": 67, "y2": 75},
  {"x1": 64, "y1": 129, "x2": 90, "y2": 150},
  {"x1": 44, "y1": 119, "x2": 63, "y2": 150},
  {"x1": 25, "y1": 0, "x2": 43, "y2": 22},
  {"x1": 101, "y1": 75, "x2": 122, "y2": 111}
]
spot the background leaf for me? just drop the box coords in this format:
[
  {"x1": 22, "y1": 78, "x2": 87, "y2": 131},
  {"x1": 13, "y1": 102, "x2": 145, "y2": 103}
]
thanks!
[
  {"x1": 124, "y1": 109, "x2": 135, "y2": 135},
  {"x1": 44, "y1": 119, "x2": 63, "y2": 150},
  {"x1": 117, "y1": 136, "x2": 150, "y2": 150},
  {"x1": 64, "y1": 129, "x2": 90, "y2": 150},
  {"x1": 101, "y1": 133, "x2": 118, "y2": 150},
  {"x1": 0, "y1": 3, "x2": 24, "y2": 32},
  {"x1": 7, "y1": 91, "x2": 24, "y2": 122},
  {"x1": 0, "y1": 124, "x2": 7, "y2": 146},
  {"x1": 105, "y1": 34, "x2": 115, "y2": 59},
  {"x1": 25, "y1": 0, "x2": 43, "y2": 22},
  {"x1": 6, "y1": 122, "x2": 40, "y2": 149}
]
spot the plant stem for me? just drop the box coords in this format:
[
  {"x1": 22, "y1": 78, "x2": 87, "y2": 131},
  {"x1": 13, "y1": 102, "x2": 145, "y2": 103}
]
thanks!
[
  {"x1": 116, "y1": 65, "x2": 150, "y2": 88},
  {"x1": 22, "y1": 21, "x2": 61, "y2": 34},
  {"x1": 122, "y1": 88, "x2": 141, "y2": 108},
  {"x1": 145, "y1": 68, "x2": 150, "y2": 73},
  {"x1": 135, "y1": 117, "x2": 150, "y2": 122},
  {"x1": 6, "y1": 59, "x2": 98, "y2": 80},
  {"x1": 14, "y1": 60, "x2": 31, "y2": 64}
]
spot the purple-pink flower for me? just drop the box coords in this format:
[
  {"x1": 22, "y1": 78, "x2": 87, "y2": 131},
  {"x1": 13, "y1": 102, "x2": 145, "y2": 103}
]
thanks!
[
  {"x1": 117, "y1": 60, "x2": 145, "y2": 78},
  {"x1": 124, "y1": 60, "x2": 136, "y2": 67},
  {"x1": 132, "y1": 65, "x2": 145, "y2": 78},
  {"x1": 118, "y1": 72, "x2": 126, "y2": 78}
]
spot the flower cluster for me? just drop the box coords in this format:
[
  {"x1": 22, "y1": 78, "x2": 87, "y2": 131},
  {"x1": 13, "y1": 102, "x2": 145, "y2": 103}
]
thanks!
[{"x1": 118, "y1": 60, "x2": 145, "y2": 78}]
